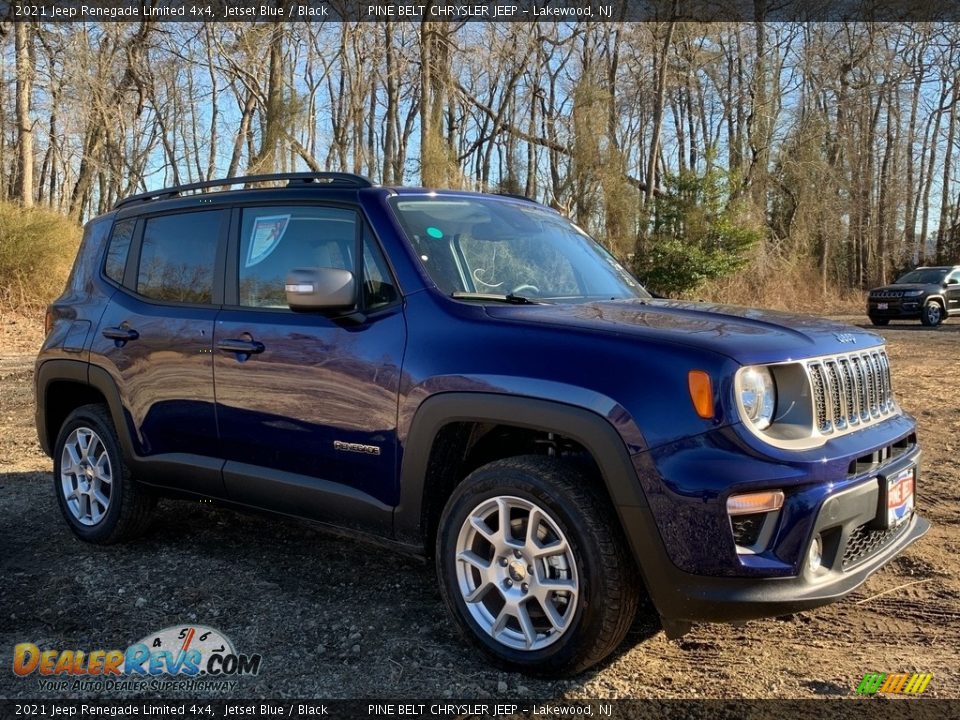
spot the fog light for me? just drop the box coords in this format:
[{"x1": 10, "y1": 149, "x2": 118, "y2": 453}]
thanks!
[{"x1": 808, "y1": 534, "x2": 823, "y2": 571}]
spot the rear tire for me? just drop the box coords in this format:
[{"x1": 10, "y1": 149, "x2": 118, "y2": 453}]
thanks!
[
  {"x1": 435, "y1": 455, "x2": 639, "y2": 676},
  {"x1": 920, "y1": 300, "x2": 943, "y2": 327},
  {"x1": 53, "y1": 404, "x2": 155, "y2": 544},
  {"x1": 869, "y1": 316, "x2": 890, "y2": 326}
]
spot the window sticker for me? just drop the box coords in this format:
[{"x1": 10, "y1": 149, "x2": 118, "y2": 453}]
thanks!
[{"x1": 245, "y1": 214, "x2": 291, "y2": 267}]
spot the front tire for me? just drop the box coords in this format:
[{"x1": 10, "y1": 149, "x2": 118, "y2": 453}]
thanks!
[
  {"x1": 435, "y1": 456, "x2": 639, "y2": 676},
  {"x1": 53, "y1": 404, "x2": 155, "y2": 544},
  {"x1": 920, "y1": 300, "x2": 943, "y2": 327}
]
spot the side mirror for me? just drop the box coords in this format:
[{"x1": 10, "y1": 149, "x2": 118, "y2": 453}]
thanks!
[
  {"x1": 285, "y1": 267, "x2": 356, "y2": 311},
  {"x1": 947, "y1": 278, "x2": 958, "y2": 285}
]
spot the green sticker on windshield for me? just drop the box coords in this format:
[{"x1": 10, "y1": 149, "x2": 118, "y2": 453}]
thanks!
[{"x1": 426, "y1": 226, "x2": 444, "y2": 239}]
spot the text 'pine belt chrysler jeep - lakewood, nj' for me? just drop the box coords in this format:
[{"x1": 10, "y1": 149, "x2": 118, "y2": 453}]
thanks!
[{"x1": 36, "y1": 173, "x2": 928, "y2": 675}]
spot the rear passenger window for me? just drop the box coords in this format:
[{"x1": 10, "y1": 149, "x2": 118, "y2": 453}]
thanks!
[
  {"x1": 104, "y1": 219, "x2": 135, "y2": 284},
  {"x1": 137, "y1": 211, "x2": 224, "y2": 304},
  {"x1": 238, "y1": 206, "x2": 359, "y2": 308}
]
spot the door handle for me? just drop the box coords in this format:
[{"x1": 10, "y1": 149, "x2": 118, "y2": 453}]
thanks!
[
  {"x1": 101, "y1": 325, "x2": 139, "y2": 345},
  {"x1": 217, "y1": 338, "x2": 265, "y2": 356}
]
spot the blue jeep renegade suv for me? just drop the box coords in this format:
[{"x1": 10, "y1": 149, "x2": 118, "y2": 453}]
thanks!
[{"x1": 36, "y1": 173, "x2": 928, "y2": 675}]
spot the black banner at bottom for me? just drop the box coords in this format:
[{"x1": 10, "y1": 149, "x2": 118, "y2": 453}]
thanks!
[{"x1": 0, "y1": 699, "x2": 957, "y2": 720}]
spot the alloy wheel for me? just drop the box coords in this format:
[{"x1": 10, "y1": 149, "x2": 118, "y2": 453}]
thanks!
[
  {"x1": 454, "y1": 495, "x2": 579, "y2": 651},
  {"x1": 60, "y1": 427, "x2": 113, "y2": 526}
]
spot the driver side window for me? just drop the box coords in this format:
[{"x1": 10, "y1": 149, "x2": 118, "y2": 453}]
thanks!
[
  {"x1": 239, "y1": 206, "x2": 356, "y2": 308},
  {"x1": 237, "y1": 205, "x2": 397, "y2": 310}
]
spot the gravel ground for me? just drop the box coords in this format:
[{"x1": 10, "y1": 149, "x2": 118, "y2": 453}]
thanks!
[{"x1": 1, "y1": 310, "x2": 958, "y2": 700}]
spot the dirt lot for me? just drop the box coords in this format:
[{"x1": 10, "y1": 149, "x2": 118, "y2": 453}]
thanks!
[{"x1": 1, "y1": 309, "x2": 958, "y2": 700}]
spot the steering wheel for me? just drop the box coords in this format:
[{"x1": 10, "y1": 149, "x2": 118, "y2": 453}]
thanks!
[{"x1": 510, "y1": 284, "x2": 540, "y2": 297}]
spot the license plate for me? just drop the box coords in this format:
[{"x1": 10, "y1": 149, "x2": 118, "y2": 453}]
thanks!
[
  {"x1": 877, "y1": 302, "x2": 888, "y2": 310},
  {"x1": 886, "y1": 467, "x2": 915, "y2": 527}
]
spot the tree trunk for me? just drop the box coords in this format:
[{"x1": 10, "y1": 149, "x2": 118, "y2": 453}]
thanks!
[
  {"x1": 747, "y1": 15, "x2": 771, "y2": 215},
  {"x1": 227, "y1": 90, "x2": 257, "y2": 179},
  {"x1": 419, "y1": 18, "x2": 435, "y2": 185},
  {"x1": 383, "y1": 21, "x2": 399, "y2": 184},
  {"x1": 935, "y1": 77, "x2": 958, "y2": 263},
  {"x1": 644, "y1": 11, "x2": 677, "y2": 209},
  {"x1": 918, "y1": 83, "x2": 946, "y2": 264},
  {"x1": 14, "y1": 22, "x2": 34, "y2": 207},
  {"x1": 903, "y1": 36, "x2": 925, "y2": 264},
  {"x1": 250, "y1": 20, "x2": 286, "y2": 173}
]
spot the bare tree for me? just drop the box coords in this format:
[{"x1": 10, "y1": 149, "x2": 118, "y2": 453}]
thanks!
[{"x1": 14, "y1": 21, "x2": 34, "y2": 206}]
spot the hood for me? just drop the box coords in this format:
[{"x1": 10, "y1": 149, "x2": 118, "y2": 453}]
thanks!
[
  {"x1": 869, "y1": 283, "x2": 934, "y2": 294},
  {"x1": 483, "y1": 299, "x2": 883, "y2": 364}
]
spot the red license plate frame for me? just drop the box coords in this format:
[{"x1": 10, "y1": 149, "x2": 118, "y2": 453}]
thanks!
[{"x1": 885, "y1": 467, "x2": 915, "y2": 528}]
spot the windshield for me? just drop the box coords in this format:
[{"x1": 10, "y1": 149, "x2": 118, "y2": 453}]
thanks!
[
  {"x1": 388, "y1": 196, "x2": 649, "y2": 303},
  {"x1": 895, "y1": 268, "x2": 948, "y2": 284}
]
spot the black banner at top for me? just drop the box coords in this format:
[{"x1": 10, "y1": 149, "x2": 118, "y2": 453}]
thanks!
[
  {"x1": 2, "y1": 0, "x2": 960, "y2": 23},
  {"x1": 0, "y1": 699, "x2": 956, "y2": 720}
]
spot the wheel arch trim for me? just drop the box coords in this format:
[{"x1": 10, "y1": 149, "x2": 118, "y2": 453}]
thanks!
[
  {"x1": 36, "y1": 359, "x2": 137, "y2": 460},
  {"x1": 393, "y1": 392, "x2": 651, "y2": 547}
]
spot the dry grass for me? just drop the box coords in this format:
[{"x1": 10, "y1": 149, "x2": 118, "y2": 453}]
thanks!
[
  {"x1": 693, "y1": 251, "x2": 865, "y2": 314},
  {"x1": 0, "y1": 202, "x2": 81, "y2": 312}
]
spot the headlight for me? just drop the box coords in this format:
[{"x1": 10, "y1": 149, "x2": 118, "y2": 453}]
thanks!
[
  {"x1": 902, "y1": 289, "x2": 924, "y2": 297},
  {"x1": 736, "y1": 366, "x2": 776, "y2": 430}
]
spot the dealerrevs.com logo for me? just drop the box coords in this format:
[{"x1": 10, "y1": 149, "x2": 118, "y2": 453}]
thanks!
[{"x1": 13, "y1": 625, "x2": 262, "y2": 692}]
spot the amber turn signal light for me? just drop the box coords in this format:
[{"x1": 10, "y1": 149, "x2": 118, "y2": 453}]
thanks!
[
  {"x1": 726, "y1": 490, "x2": 785, "y2": 516},
  {"x1": 688, "y1": 370, "x2": 714, "y2": 419}
]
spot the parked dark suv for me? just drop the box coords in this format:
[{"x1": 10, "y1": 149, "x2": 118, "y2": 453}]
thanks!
[
  {"x1": 867, "y1": 265, "x2": 960, "y2": 327},
  {"x1": 37, "y1": 173, "x2": 928, "y2": 675}
]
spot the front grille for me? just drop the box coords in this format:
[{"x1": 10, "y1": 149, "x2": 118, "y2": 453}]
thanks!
[
  {"x1": 871, "y1": 290, "x2": 905, "y2": 299},
  {"x1": 825, "y1": 361, "x2": 845, "y2": 430},
  {"x1": 839, "y1": 359, "x2": 857, "y2": 423},
  {"x1": 807, "y1": 349, "x2": 895, "y2": 435},
  {"x1": 842, "y1": 519, "x2": 910, "y2": 569},
  {"x1": 810, "y1": 364, "x2": 829, "y2": 432},
  {"x1": 847, "y1": 434, "x2": 916, "y2": 477}
]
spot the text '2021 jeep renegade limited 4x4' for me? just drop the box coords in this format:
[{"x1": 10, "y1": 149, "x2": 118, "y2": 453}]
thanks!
[{"x1": 37, "y1": 173, "x2": 928, "y2": 675}]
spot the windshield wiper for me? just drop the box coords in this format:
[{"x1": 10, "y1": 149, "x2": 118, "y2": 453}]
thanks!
[{"x1": 451, "y1": 292, "x2": 541, "y2": 305}]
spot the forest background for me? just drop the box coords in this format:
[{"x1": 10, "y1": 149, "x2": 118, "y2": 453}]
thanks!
[{"x1": 2, "y1": 19, "x2": 959, "y2": 309}]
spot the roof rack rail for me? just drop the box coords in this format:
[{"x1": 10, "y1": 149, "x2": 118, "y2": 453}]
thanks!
[
  {"x1": 495, "y1": 192, "x2": 540, "y2": 204},
  {"x1": 114, "y1": 172, "x2": 374, "y2": 210}
]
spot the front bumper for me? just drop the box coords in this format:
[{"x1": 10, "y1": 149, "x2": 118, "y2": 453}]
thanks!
[
  {"x1": 622, "y1": 500, "x2": 928, "y2": 625},
  {"x1": 868, "y1": 299, "x2": 923, "y2": 318},
  {"x1": 621, "y1": 419, "x2": 929, "y2": 625}
]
